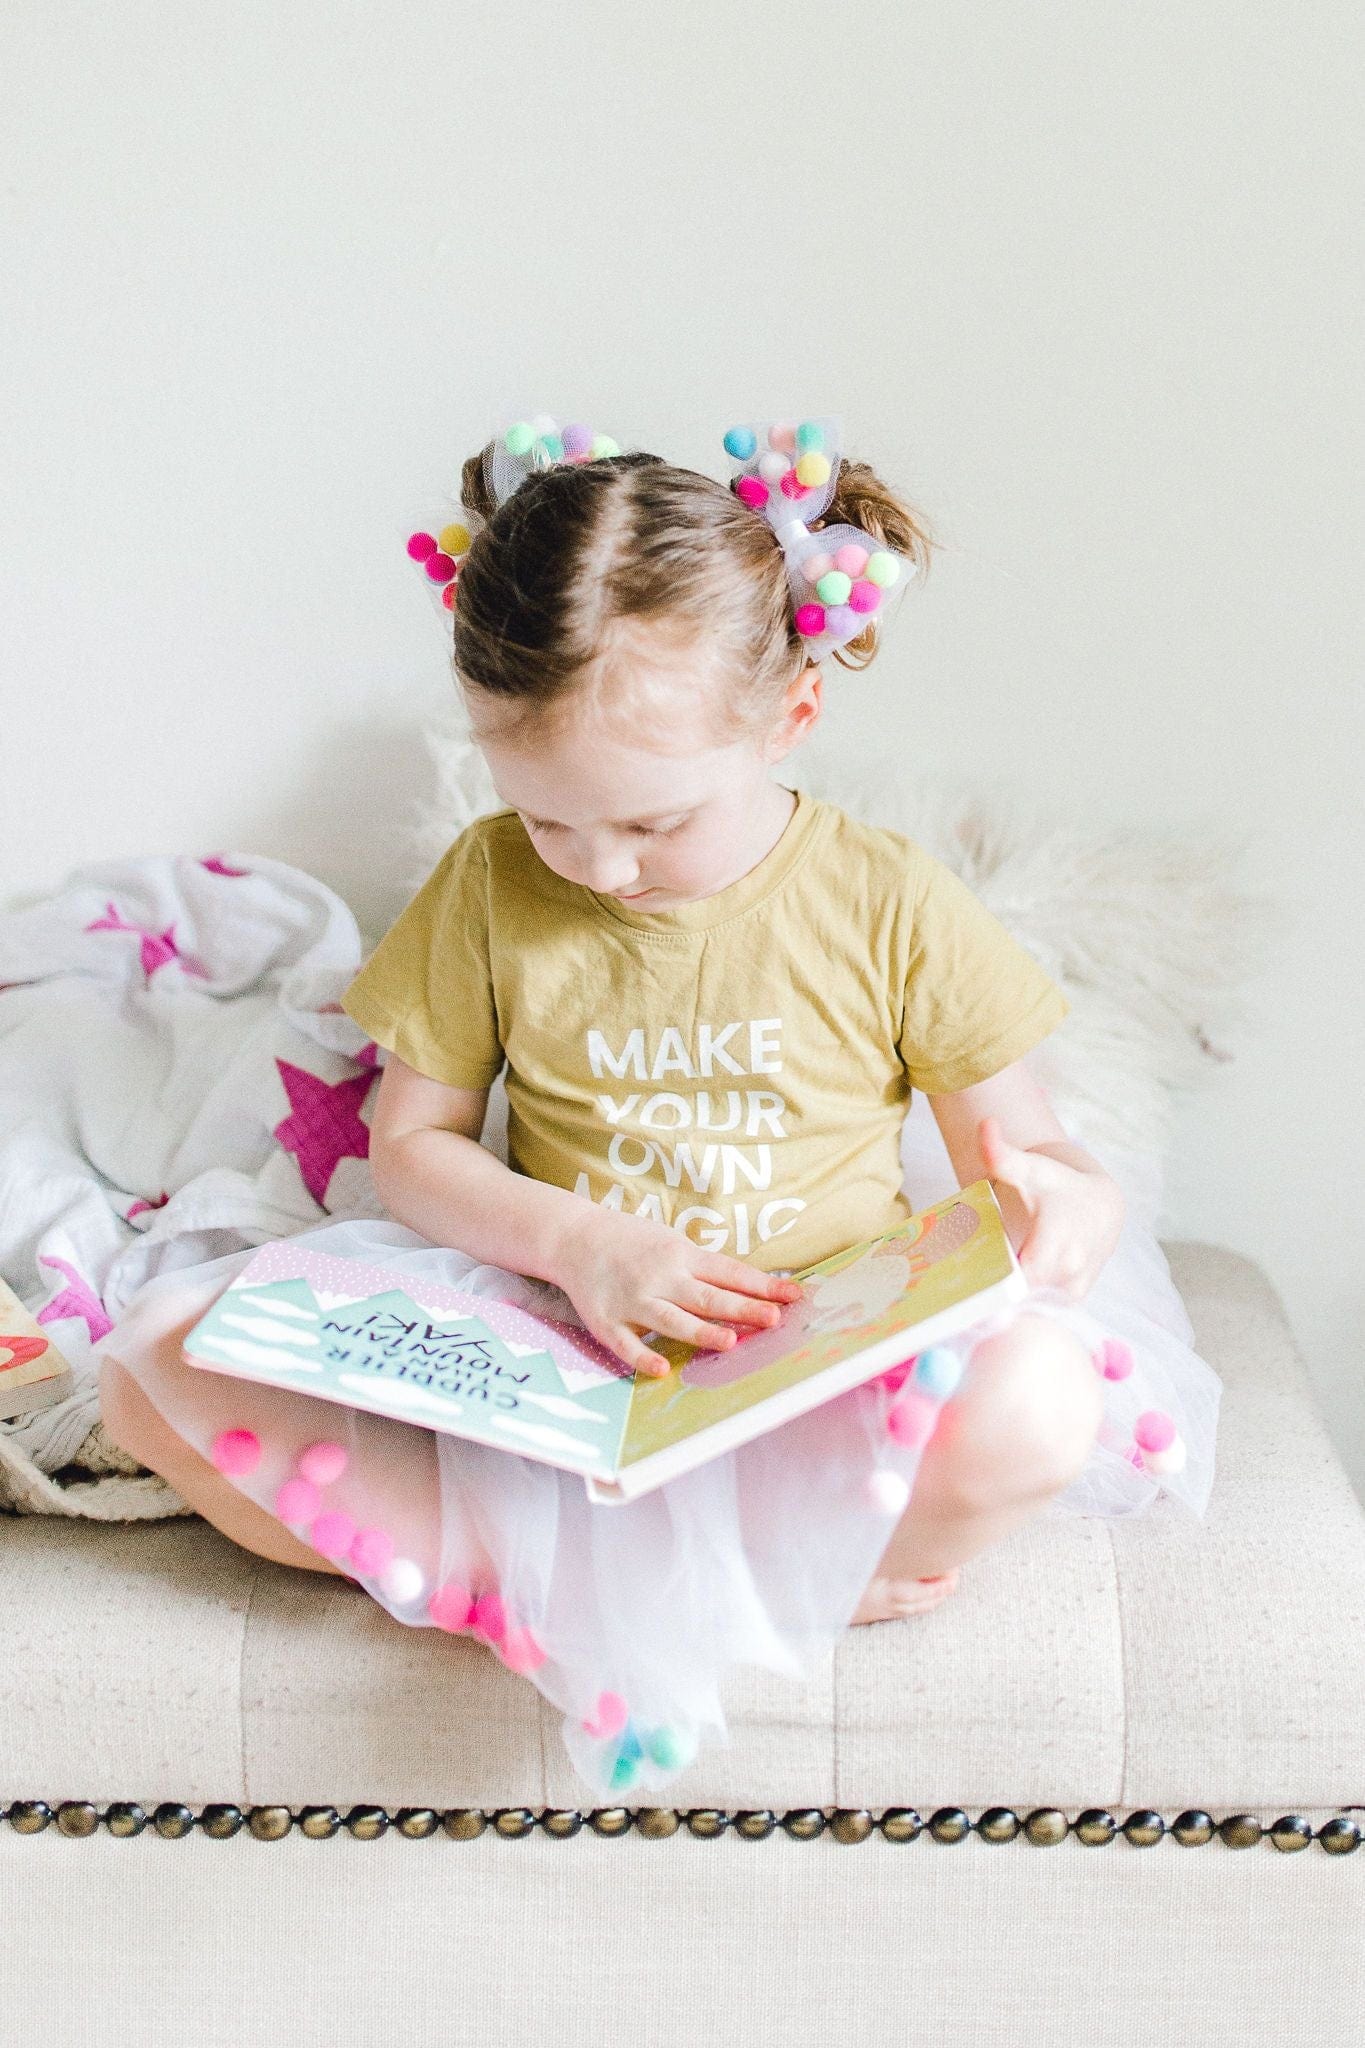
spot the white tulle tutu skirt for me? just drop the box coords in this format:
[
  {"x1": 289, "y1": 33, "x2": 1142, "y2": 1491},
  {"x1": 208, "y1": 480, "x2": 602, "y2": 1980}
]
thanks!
[{"x1": 95, "y1": 1107, "x2": 1222, "y2": 1799}]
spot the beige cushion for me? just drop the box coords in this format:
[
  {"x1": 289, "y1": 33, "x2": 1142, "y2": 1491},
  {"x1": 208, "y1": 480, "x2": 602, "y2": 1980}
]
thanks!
[{"x1": 3, "y1": 1241, "x2": 1362, "y2": 1820}]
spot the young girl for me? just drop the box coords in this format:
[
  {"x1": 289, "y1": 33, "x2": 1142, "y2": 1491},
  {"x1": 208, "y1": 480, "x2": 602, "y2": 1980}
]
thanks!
[{"x1": 97, "y1": 413, "x2": 1222, "y2": 1797}]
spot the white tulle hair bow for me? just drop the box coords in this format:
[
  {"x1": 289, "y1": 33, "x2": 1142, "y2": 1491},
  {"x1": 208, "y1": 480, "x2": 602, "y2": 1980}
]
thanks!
[
  {"x1": 719, "y1": 415, "x2": 917, "y2": 660},
  {"x1": 405, "y1": 412, "x2": 915, "y2": 660}
]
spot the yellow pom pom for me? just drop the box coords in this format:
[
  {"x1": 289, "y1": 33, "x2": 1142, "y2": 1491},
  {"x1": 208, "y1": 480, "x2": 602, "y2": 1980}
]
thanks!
[
  {"x1": 438, "y1": 523, "x2": 472, "y2": 556},
  {"x1": 795, "y1": 452, "x2": 831, "y2": 488}
]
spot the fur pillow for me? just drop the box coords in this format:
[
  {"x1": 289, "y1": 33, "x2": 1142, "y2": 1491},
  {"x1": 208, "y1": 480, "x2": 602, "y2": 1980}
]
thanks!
[{"x1": 401, "y1": 696, "x2": 1281, "y2": 1220}]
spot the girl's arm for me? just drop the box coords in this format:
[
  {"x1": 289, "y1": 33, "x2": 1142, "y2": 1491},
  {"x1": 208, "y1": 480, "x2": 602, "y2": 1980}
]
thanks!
[
  {"x1": 926, "y1": 1059, "x2": 1125, "y2": 1298},
  {"x1": 367, "y1": 1055, "x2": 588, "y2": 1285}
]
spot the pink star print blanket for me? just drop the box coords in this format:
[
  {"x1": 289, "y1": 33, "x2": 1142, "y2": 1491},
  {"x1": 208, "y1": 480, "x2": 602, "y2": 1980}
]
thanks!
[{"x1": 0, "y1": 852, "x2": 383, "y2": 1516}]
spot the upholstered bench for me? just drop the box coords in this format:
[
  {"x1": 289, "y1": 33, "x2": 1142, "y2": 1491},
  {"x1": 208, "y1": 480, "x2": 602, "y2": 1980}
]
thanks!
[{"x1": 3, "y1": 1238, "x2": 1363, "y2": 2046}]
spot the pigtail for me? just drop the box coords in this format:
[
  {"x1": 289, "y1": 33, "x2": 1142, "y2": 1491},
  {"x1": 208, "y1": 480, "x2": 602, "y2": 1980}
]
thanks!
[
  {"x1": 815, "y1": 458, "x2": 936, "y2": 672},
  {"x1": 460, "y1": 445, "x2": 500, "y2": 524}
]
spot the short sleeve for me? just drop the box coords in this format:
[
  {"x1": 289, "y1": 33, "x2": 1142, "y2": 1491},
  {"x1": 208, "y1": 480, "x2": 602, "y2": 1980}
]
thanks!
[
  {"x1": 897, "y1": 846, "x2": 1070, "y2": 1094},
  {"x1": 338, "y1": 827, "x2": 504, "y2": 1090}
]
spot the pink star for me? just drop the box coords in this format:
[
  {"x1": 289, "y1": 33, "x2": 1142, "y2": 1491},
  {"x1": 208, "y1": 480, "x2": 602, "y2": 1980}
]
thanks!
[
  {"x1": 37, "y1": 1255, "x2": 113, "y2": 1343},
  {"x1": 84, "y1": 903, "x2": 212, "y2": 982},
  {"x1": 200, "y1": 855, "x2": 251, "y2": 877},
  {"x1": 272, "y1": 1060, "x2": 377, "y2": 1207}
]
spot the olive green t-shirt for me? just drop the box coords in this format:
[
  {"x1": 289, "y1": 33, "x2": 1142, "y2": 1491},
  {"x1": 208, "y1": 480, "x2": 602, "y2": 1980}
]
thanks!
[{"x1": 339, "y1": 786, "x2": 1070, "y2": 1274}]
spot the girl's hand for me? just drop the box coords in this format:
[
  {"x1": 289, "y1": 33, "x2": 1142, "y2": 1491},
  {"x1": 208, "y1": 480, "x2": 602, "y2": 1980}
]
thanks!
[
  {"x1": 548, "y1": 1205, "x2": 804, "y2": 1377},
  {"x1": 976, "y1": 1116, "x2": 1125, "y2": 1301}
]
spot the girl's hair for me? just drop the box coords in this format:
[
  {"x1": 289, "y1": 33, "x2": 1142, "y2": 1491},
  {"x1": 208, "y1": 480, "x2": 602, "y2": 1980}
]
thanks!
[{"x1": 451, "y1": 442, "x2": 934, "y2": 744}]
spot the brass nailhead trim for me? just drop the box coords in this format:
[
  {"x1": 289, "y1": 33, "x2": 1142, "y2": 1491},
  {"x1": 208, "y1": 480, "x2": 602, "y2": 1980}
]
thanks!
[
  {"x1": 878, "y1": 1809, "x2": 922, "y2": 1842},
  {"x1": 298, "y1": 1808, "x2": 341, "y2": 1839},
  {"x1": 247, "y1": 1807, "x2": 292, "y2": 1841},
  {"x1": 541, "y1": 1810, "x2": 584, "y2": 1838},
  {"x1": 395, "y1": 1810, "x2": 440, "y2": 1839},
  {"x1": 635, "y1": 1808, "x2": 681, "y2": 1838},
  {"x1": 1, "y1": 1800, "x2": 1360, "y2": 1852}
]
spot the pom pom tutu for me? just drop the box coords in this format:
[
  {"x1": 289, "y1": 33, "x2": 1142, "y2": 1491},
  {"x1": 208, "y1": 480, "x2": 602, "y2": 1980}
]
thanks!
[{"x1": 95, "y1": 1129, "x2": 1221, "y2": 1799}]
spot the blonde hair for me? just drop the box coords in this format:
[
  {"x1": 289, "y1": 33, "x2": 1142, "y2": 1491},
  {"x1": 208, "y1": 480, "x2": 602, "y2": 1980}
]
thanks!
[{"x1": 451, "y1": 442, "x2": 934, "y2": 744}]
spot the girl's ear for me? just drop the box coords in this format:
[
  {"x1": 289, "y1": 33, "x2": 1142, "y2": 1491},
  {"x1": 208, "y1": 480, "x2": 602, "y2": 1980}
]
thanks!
[{"x1": 766, "y1": 662, "x2": 823, "y2": 759}]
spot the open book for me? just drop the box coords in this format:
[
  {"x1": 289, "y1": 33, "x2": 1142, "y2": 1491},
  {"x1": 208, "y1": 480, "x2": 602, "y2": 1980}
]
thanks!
[{"x1": 181, "y1": 1178, "x2": 1024, "y2": 1504}]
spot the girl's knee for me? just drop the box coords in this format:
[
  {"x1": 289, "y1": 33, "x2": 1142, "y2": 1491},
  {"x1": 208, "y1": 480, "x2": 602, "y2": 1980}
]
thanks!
[{"x1": 944, "y1": 1312, "x2": 1103, "y2": 1510}]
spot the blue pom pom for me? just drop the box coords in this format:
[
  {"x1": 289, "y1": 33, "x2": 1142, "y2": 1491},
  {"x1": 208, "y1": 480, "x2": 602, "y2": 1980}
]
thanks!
[
  {"x1": 913, "y1": 1346, "x2": 963, "y2": 1399},
  {"x1": 723, "y1": 425, "x2": 757, "y2": 461}
]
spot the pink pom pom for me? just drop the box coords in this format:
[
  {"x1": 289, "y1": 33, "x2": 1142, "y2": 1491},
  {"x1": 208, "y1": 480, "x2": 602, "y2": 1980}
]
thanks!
[
  {"x1": 834, "y1": 544, "x2": 869, "y2": 575},
  {"x1": 427, "y1": 1582, "x2": 474, "y2": 1631},
  {"x1": 349, "y1": 1526, "x2": 395, "y2": 1575},
  {"x1": 561, "y1": 422, "x2": 593, "y2": 455},
  {"x1": 424, "y1": 551, "x2": 455, "y2": 583},
  {"x1": 849, "y1": 579, "x2": 883, "y2": 613},
  {"x1": 501, "y1": 1626, "x2": 548, "y2": 1673},
  {"x1": 887, "y1": 1390, "x2": 939, "y2": 1448},
  {"x1": 442, "y1": 585, "x2": 456, "y2": 610},
  {"x1": 309, "y1": 1510, "x2": 358, "y2": 1560},
  {"x1": 582, "y1": 1690, "x2": 629, "y2": 1739},
  {"x1": 407, "y1": 531, "x2": 436, "y2": 562},
  {"x1": 794, "y1": 602, "x2": 826, "y2": 636},
  {"x1": 275, "y1": 1476, "x2": 321, "y2": 1524},
  {"x1": 1134, "y1": 1409, "x2": 1176, "y2": 1454},
  {"x1": 210, "y1": 1428, "x2": 261, "y2": 1477},
  {"x1": 768, "y1": 422, "x2": 797, "y2": 453},
  {"x1": 304, "y1": 1515, "x2": 356, "y2": 1556},
  {"x1": 736, "y1": 476, "x2": 768, "y2": 509},
  {"x1": 875, "y1": 1357, "x2": 916, "y2": 1394},
  {"x1": 779, "y1": 469, "x2": 809, "y2": 499},
  {"x1": 297, "y1": 1440, "x2": 348, "y2": 1486},
  {"x1": 470, "y1": 1592, "x2": 507, "y2": 1644},
  {"x1": 1100, "y1": 1338, "x2": 1134, "y2": 1381}
]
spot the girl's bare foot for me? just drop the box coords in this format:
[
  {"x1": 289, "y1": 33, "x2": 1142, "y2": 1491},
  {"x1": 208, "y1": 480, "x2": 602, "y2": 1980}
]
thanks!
[{"x1": 851, "y1": 1567, "x2": 961, "y2": 1625}]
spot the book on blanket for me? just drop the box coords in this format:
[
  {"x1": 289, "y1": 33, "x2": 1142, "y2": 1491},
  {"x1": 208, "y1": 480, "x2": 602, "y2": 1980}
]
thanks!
[
  {"x1": 0, "y1": 1276, "x2": 76, "y2": 1422},
  {"x1": 180, "y1": 1179, "x2": 1024, "y2": 1504}
]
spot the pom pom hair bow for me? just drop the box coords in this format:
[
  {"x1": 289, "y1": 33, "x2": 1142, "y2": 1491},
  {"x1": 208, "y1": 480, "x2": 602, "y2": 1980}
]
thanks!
[
  {"x1": 721, "y1": 416, "x2": 917, "y2": 661},
  {"x1": 405, "y1": 413, "x2": 622, "y2": 616}
]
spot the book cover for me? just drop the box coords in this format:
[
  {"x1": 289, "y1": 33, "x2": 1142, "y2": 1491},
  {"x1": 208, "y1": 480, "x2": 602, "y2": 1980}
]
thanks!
[
  {"x1": 182, "y1": 1243, "x2": 637, "y2": 1484},
  {"x1": 181, "y1": 1180, "x2": 1020, "y2": 1503},
  {"x1": 0, "y1": 1276, "x2": 76, "y2": 1423}
]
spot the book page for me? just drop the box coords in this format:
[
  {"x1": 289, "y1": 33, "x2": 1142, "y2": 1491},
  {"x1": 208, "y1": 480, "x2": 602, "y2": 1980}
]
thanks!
[{"x1": 616, "y1": 1180, "x2": 1013, "y2": 1470}]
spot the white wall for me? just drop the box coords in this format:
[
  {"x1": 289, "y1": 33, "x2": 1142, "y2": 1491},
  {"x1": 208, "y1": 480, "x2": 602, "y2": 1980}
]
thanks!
[{"x1": 4, "y1": 4, "x2": 1362, "y2": 1488}]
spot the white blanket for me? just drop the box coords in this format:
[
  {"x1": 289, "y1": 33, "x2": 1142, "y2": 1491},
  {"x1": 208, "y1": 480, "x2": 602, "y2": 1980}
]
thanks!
[{"x1": 0, "y1": 851, "x2": 382, "y2": 1509}]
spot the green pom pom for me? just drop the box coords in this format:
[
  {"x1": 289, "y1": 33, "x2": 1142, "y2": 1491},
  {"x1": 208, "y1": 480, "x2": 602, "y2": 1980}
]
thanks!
[
  {"x1": 866, "y1": 551, "x2": 900, "y2": 587},
  {"x1": 795, "y1": 421, "x2": 824, "y2": 453},
  {"x1": 645, "y1": 1726, "x2": 690, "y2": 1769},
  {"x1": 505, "y1": 422, "x2": 534, "y2": 456},
  {"x1": 592, "y1": 434, "x2": 621, "y2": 458},
  {"x1": 538, "y1": 433, "x2": 565, "y2": 462},
  {"x1": 815, "y1": 570, "x2": 852, "y2": 606},
  {"x1": 609, "y1": 1750, "x2": 640, "y2": 1790}
]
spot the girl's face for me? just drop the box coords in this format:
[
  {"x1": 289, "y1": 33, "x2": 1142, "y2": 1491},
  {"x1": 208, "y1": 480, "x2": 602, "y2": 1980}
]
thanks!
[{"x1": 465, "y1": 652, "x2": 821, "y2": 910}]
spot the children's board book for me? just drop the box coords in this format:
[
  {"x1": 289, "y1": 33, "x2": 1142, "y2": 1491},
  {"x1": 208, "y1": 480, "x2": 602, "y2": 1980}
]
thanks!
[
  {"x1": 0, "y1": 1275, "x2": 76, "y2": 1423},
  {"x1": 181, "y1": 1179, "x2": 1024, "y2": 1505}
]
